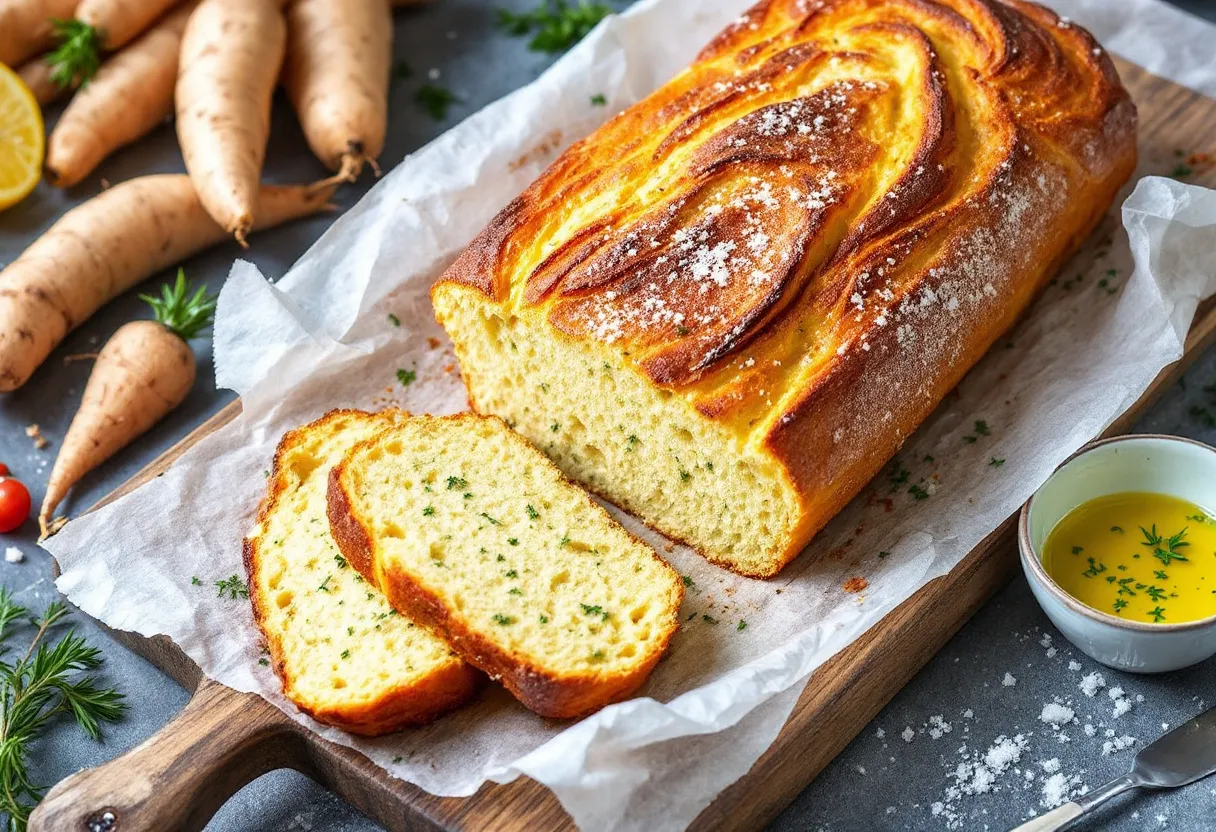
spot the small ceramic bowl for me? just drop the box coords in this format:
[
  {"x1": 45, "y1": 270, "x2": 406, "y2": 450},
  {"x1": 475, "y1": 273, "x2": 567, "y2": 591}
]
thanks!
[{"x1": 1019, "y1": 434, "x2": 1216, "y2": 674}]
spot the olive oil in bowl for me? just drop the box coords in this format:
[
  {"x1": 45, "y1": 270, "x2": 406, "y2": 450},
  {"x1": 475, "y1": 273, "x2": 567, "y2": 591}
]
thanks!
[{"x1": 1042, "y1": 492, "x2": 1216, "y2": 624}]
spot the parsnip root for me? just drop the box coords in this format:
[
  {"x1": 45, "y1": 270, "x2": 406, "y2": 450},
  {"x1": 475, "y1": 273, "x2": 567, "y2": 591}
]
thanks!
[
  {"x1": 176, "y1": 0, "x2": 286, "y2": 243},
  {"x1": 75, "y1": 0, "x2": 181, "y2": 50},
  {"x1": 46, "y1": 2, "x2": 196, "y2": 187},
  {"x1": 16, "y1": 56, "x2": 73, "y2": 105},
  {"x1": 39, "y1": 319, "x2": 194, "y2": 536},
  {"x1": 0, "y1": 0, "x2": 79, "y2": 67},
  {"x1": 283, "y1": 0, "x2": 392, "y2": 180},
  {"x1": 0, "y1": 174, "x2": 336, "y2": 392}
]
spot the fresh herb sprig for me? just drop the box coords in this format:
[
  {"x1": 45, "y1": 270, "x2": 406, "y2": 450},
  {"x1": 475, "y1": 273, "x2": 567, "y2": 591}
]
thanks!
[
  {"x1": 1140, "y1": 524, "x2": 1190, "y2": 566},
  {"x1": 215, "y1": 575, "x2": 249, "y2": 600},
  {"x1": 496, "y1": 0, "x2": 612, "y2": 53},
  {"x1": 46, "y1": 19, "x2": 101, "y2": 89},
  {"x1": 140, "y1": 269, "x2": 217, "y2": 341},
  {"x1": 0, "y1": 591, "x2": 126, "y2": 831},
  {"x1": 415, "y1": 85, "x2": 459, "y2": 120}
]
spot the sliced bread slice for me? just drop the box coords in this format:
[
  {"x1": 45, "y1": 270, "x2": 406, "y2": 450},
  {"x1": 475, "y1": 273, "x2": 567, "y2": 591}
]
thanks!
[
  {"x1": 245, "y1": 409, "x2": 481, "y2": 735},
  {"x1": 327, "y1": 413, "x2": 685, "y2": 719}
]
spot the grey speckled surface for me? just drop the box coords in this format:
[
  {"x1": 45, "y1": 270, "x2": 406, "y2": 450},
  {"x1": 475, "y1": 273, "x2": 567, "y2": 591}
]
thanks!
[{"x1": 1, "y1": 1, "x2": 1215, "y2": 830}]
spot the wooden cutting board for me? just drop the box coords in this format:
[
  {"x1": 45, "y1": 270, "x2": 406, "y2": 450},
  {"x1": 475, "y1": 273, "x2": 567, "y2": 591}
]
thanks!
[{"x1": 29, "y1": 59, "x2": 1216, "y2": 832}]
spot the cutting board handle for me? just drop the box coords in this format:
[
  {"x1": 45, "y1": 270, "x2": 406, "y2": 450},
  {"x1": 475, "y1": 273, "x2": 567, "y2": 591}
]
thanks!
[{"x1": 29, "y1": 679, "x2": 305, "y2": 832}]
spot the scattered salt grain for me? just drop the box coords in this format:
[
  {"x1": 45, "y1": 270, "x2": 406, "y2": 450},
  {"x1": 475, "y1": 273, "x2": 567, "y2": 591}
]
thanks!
[
  {"x1": 1067, "y1": 660, "x2": 1082, "y2": 671},
  {"x1": 1039, "y1": 758, "x2": 1061, "y2": 774},
  {"x1": 875, "y1": 727, "x2": 885, "y2": 739},
  {"x1": 902, "y1": 727, "x2": 915, "y2": 743},
  {"x1": 963, "y1": 709, "x2": 974, "y2": 719},
  {"x1": 1039, "y1": 702, "x2": 1075, "y2": 728},
  {"x1": 1083, "y1": 724, "x2": 1096, "y2": 737},
  {"x1": 984, "y1": 734, "x2": 1029, "y2": 775},
  {"x1": 1040, "y1": 772, "x2": 1083, "y2": 808},
  {"x1": 1002, "y1": 672, "x2": 1017, "y2": 687},
  {"x1": 1079, "y1": 672, "x2": 1106, "y2": 697},
  {"x1": 928, "y1": 715, "x2": 953, "y2": 739},
  {"x1": 1112, "y1": 697, "x2": 1132, "y2": 718},
  {"x1": 3, "y1": 547, "x2": 23, "y2": 564},
  {"x1": 1102, "y1": 735, "x2": 1136, "y2": 755},
  {"x1": 1107, "y1": 686, "x2": 1125, "y2": 701}
]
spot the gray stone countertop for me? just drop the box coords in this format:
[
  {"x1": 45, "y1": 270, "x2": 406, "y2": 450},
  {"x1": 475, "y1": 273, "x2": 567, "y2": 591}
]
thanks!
[{"x1": 1, "y1": 0, "x2": 1214, "y2": 829}]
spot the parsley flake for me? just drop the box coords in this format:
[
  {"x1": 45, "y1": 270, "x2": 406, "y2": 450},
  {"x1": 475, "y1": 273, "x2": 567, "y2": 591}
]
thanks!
[
  {"x1": 216, "y1": 575, "x2": 248, "y2": 600},
  {"x1": 415, "y1": 84, "x2": 459, "y2": 120},
  {"x1": 496, "y1": 0, "x2": 612, "y2": 54}
]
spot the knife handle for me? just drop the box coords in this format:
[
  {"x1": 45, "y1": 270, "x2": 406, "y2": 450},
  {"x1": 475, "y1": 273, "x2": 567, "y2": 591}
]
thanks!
[{"x1": 1008, "y1": 802, "x2": 1085, "y2": 832}]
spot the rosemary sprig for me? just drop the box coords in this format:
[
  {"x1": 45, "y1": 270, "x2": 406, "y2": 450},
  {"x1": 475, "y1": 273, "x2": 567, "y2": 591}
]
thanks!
[
  {"x1": 0, "y1": 591, "x2": 126, "y2": 831},
  {"x1": 139, "y1": 269, "x2": 217, "y2": 341},
  {"x1": 1140, "y1": 524, "x2": 1190, "y2": 566}
]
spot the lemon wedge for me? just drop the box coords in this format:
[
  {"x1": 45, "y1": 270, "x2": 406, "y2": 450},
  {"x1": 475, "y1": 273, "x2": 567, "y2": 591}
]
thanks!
[{"x1": 0, "y1": 63, "x2": 44, "y2": 211}]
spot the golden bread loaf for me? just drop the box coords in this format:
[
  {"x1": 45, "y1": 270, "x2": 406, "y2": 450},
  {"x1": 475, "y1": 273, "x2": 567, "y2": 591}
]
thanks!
[
  {"x1": 431, "y1": 0, "x2": 1137, "y2": 576},
  {"x1": 245, "y1": 409, "x2": 481, "y2": 735},
  {"x1": 327, "y1": 413, "x2": 685, "y2": 719}
]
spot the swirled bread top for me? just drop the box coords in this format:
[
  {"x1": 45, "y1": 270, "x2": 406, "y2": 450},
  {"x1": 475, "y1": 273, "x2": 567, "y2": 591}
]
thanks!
[{"x1": 439, "y1": 0, "x2": 1134, "y2": 433}]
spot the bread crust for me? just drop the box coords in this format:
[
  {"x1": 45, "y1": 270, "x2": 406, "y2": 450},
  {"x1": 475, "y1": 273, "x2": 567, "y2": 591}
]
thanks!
[
  {"x1": 328, "y1": 413, "x2": 683, "y2": 719},
  {"x1": 245, "y1": 409, "x2": 482, "y2": 735},
  {"x1": 432, "y1": 0, "x2": 1138, "y2": 576}
]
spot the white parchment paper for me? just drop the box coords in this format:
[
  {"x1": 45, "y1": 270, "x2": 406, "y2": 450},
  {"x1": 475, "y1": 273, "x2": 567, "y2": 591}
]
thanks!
[{"x1": 44, "y1": 0, "x2": 1216, "y2": 829}]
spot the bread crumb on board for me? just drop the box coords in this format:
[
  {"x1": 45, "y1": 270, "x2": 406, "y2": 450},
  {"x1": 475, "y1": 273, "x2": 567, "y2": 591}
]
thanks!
[
  {"x1": 842, "y1": 576, "x2": 868, "y2": 593},
  {"x1": 25, "y1": 424, "x2": 48, "y2": 450}
]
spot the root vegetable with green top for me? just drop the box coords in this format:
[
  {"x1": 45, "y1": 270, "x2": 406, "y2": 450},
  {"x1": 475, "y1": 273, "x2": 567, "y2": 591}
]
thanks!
[
  {"x1": 45, "y1": 0, "x2": 181, "y2": 86},
  {"x1": 39, "y1": 270, "x2": 215, "y2": 537}
]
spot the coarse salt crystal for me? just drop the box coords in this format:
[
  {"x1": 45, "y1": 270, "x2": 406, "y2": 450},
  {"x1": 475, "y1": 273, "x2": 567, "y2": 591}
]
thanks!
[
  {"x1": 1102, "y1": 735, "x2": 1136, "y2": 755},
  {"x1": 1002, "y1": 672, "x2": 1017, "y2": 687},
  {"x1": 1112, "y1": 698, "x2": 1132, "y2": 718},
  {"x1": 1039, "y1": 702, "x2": 1075, "y2": 727},
  {"x1": 4, "y1": 547, "x2": 23, "y2": 564},
  {"x1": 902, "y1": 727, "x2": 915, "y2": 743},
  {"x1": 1068, "y1": 660, "x2": 1082, "y2": 671},
  {"x1": 1079, "y1": 672, "x2": 1106, "y2": 697},
  {"x1": 984, "y1": 734, "x2": 1028, "y2": 774},
  {"x1": 1040, "y1": 772, "x2": 1080, "y2": 808},
  {"x1": 1107, "y1": 686, "x2": 1125, "y2": 701}
]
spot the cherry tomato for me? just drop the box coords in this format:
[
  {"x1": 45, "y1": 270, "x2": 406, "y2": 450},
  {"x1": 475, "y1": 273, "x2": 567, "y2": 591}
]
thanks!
[
  {"x1": 0, "y1": 477, "x2": 31, "y2": 533},
  {"x1": 0, "y1": 464, "x2": 8, "y2": 476}
]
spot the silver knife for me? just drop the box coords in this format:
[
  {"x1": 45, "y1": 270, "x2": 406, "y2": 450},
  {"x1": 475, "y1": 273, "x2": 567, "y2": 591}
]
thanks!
[{"x1": 1010, "y1": 705, "x2": 1216, "y2": 832}]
